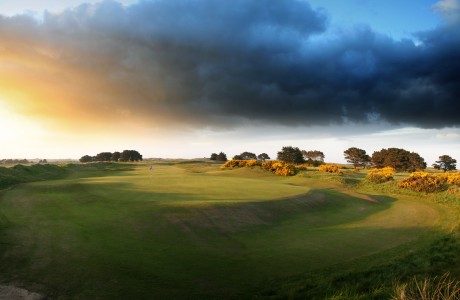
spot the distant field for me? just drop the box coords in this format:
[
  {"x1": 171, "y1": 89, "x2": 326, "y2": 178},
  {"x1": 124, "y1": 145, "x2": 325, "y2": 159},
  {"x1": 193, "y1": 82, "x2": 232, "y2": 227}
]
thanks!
[{"x1": 0, "y1": 161, "x2": 458, "y2": 299}]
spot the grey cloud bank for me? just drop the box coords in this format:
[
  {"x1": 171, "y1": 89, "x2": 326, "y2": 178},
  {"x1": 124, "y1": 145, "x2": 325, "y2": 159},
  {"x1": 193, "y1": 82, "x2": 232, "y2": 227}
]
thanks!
[{"x1": 1, "y1": 0, "x2": 459, "y2": 129}]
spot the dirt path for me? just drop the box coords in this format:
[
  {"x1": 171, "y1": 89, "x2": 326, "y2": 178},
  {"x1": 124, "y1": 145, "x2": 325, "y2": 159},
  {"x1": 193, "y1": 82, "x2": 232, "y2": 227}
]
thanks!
[{"x1": 0, "y1": 285, "x2": 46, "y2": 300}]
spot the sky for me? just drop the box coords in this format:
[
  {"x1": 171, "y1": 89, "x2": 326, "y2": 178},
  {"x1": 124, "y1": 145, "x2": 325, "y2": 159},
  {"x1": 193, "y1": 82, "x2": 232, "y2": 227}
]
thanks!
[{"x1": 0, "y1": 0, "x2": 459, "y2": 164}]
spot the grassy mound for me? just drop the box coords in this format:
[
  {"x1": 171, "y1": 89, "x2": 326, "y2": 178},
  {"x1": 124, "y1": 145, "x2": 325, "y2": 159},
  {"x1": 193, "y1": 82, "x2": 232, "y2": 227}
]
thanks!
[{"x1": 0, "y1": 164, "x2": 68, "y2": 189}]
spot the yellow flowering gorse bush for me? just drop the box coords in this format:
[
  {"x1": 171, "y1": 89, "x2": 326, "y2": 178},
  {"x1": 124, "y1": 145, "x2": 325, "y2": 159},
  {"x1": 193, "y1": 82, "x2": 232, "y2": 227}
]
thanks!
[
  {"x1": 221, "y1": 159, "x2": 261, "y2": 169},
  {"x1": 318, "y1": 164, "x2": 342, "y2": 174},
  {"x1": 262, "y1": 161, "x2": 296, "y2": 176},
  {"x1": 221, "y1": 160, "x2": 295, "y2": 176},
  {"x1": 445, "y1": 173, "x2": 460, "y2": 185},
  {"x1": 398, "y1": 171, "x2": 459, "y2": 193},
  {"x1": 366, "y1": 167, "x2": 396, "y2": 184},
  {"x1": 295, "y1": 163, "x2": 311, "y2": 171},
  {"x1": 398, "y1": 172, "x2": 445, "y2": 193}
]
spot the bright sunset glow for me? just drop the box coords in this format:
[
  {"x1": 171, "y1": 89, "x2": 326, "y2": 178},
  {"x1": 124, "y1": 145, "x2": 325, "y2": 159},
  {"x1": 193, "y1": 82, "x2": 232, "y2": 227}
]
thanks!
[
  {"x1": 0, "y1": 99, "x2": 46, "y2": 139},
  {"x1": 0, "y1": 0, "x2": 459, "y2": 163}
]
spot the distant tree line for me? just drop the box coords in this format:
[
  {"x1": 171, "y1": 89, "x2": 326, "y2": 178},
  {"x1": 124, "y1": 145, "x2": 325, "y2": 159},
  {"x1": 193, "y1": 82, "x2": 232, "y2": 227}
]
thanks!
[
  {"x1": 343, "y1": 147, "x2": 457, "y2": 172},
  {"x1": 342, "y1": 147, "x2": 427, "y2": 172},
  {"x1": 209, "y1": 146, "x2": 456, "y2": 172},
  {"x1": 80, "y1": 150, "x2": 143, "y2": 163},
  {"x1": 0, "y1": 159, "x2": 29, "y2": 164}
]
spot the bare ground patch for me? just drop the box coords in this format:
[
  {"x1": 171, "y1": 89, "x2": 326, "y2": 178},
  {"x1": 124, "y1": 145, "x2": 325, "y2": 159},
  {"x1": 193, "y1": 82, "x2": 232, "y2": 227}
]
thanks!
[{"x1": 0, "y1": 285, "x2": 46, "y2": 300}]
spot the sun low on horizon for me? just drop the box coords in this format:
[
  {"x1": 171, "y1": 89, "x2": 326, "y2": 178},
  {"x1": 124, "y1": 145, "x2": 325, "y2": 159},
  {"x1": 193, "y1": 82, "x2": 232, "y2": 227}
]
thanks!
[{"x1": 0, "y1": 0, "x2": 459, "y2": 164}]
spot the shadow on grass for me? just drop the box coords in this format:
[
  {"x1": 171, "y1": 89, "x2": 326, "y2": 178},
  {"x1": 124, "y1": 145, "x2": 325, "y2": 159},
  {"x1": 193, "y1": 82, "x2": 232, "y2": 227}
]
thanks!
[
  {"x1": 75, "y1": 178, "x2": 399, "y2": 236},
  {"x1": 65, "y1": 162, "x2": 138, "y2": 179},
  {"x1": 254, "y1": 230, "x2": 460, "y2": 300}
]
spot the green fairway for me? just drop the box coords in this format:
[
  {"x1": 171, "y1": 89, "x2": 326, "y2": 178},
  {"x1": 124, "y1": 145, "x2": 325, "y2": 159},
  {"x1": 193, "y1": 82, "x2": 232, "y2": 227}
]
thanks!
[{"x1": 0, "y1": 162, "x2": 457, "y2": 299}]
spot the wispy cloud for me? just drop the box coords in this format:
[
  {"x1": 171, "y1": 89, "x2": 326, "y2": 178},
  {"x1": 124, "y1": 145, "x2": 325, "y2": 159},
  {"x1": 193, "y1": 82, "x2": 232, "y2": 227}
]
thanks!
[{"x1": 433, "y1": 0, "x2": 460, "y2": 24}]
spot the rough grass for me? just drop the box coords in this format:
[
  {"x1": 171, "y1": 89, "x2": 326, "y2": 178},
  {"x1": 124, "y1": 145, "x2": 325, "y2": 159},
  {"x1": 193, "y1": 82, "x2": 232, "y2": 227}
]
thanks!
[
  {"x1": 392, "y1": 273, "x2": 460, "y2": 300},
  {"x1": 0, "y1": 161, "x2": 458, "y2": 299},
  {"x1": 0, "y1": 164, "x2": 68, "y2": 189}
]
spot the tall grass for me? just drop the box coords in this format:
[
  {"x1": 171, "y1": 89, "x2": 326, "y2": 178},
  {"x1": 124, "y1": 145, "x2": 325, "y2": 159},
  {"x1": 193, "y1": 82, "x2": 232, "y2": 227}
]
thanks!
[{"x1": 392, "y1": 273, "x2": 460, "y2": 300}]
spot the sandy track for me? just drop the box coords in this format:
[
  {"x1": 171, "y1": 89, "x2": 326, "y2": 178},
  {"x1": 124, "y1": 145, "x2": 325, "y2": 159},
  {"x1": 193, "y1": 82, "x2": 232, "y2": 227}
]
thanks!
[{"x1": 0, "y1": 285, "x2": 46, "y2": 300}]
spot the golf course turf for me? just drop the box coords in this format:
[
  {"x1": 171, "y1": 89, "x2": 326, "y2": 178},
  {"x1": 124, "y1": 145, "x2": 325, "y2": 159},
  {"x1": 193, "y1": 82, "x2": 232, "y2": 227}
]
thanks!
[{"x1": 0, "y1": 161, "x2": 458, "y2": 299}]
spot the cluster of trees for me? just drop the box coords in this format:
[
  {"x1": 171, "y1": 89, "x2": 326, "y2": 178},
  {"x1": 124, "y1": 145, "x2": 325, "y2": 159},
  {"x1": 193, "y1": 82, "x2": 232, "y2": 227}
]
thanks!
[
  {"x1": 232, "y1": 152, "x2": 271, "y2": 162},
  {"x1": 343, "y1": 147, "x2": 457, "y2": 172},
  {"x1": 276, "y1": 147, "x2": 325, "y2": 165},
  {"x1": 371, "y1": 148, "x2": 426, "y2": 172},
  {"x1": 343, "y1": 147, "x2": 427, "y2": 172},
  {"x1": 211, "y1": 146, "x2": 456, "y2": 173},
  {"x1": 343, "y1": 147, "x2": 426, "y2": 171},
  {"x1": 80, "y1": 150, "x2": 143, "y2": 163},
  {"x1": 210, "y1": 151, "x2": 271, "y2": 162},
  {"x1": 0, "y1": 159, "x2": 29, "y2": 164},
  {"x1": 209, "y1": 152, "x2": 228, "y2": 161}
]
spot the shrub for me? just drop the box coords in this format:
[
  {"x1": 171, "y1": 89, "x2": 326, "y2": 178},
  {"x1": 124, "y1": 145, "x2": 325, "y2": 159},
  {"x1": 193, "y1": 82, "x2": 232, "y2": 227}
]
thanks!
[
  {"x1": 398, "y1": 172, "x2": 446, "y2": 193},
  {"x1": 446, "y1": 173, "x2": 460, "y2": 185},
  {"x1": 434, "y1": 172, "x2": 460, "y2": 185},
  {"x1": 261, "y1": 160, "x2": 278, "y2": 172},
  {"x1": 366, "y1": 167, "x2": 396, "y2": 184},
  {"x1": 245, "y1": 159, "x2": 262, "y2": 168},
  {"x1": 222, "y1": 159, "x2": 294, "y2": 176},
  {"x1": 295, "y1": 163, "x2": 311, "y2": 171},
  {"x1": 221, "y1": 160, "x2": 246, "y2": 168},
  {"x1": 318, "y1": 164, "x2": 342, "y2": 174},
  {"x1": 262, "y1": 160, "x2": 296, "y2": 176}
]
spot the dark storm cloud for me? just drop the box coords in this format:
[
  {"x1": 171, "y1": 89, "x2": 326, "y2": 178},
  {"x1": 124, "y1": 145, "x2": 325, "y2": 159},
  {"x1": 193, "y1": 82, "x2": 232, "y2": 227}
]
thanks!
[{"x1": 1, "y1": 0, "x2": 459, "y2": 129}]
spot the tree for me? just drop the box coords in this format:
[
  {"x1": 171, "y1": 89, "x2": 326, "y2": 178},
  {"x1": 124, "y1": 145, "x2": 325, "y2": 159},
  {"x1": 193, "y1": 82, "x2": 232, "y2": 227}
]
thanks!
[
  {"x1": 277, "y1": 146, "x2": 305, "y2": 164},
  {"x1": 302, "y1": 150, "x2": 324, "y2": 162},
  {"x1": 111, "y1": 151, "x2": 121, "y2": 162},
  {"x1": 79, "y1": 155, "x2": 93, "y2": 163},
  {"x1": 407, "y1": 152, "x2": 427, "y2": 172},
  {"x1": 216, "y1": 152, "x2": 227, "y2": 162},
  {"x1": 239, "y1": 152, "x2": 257, "y2": 160},
  {"x1": 120, "y1": 150, "x2": 143, "y2": 162},
  {"x1": 434, "y1": 155, "x2": 457, "y2": 172},
  {"x1": 210, "y1": 153, "x2": 218, "y2": 160},
  {"x1": 344, "y1": 147, "x2": 370, "y2": 169},
  {"x1": 95, "y1": 152, "x2": 113, "y2": 162},
  {"x1": 232, "y1": 154, "x2": 243, "y2": 160},
  {"x1": 257, "y1": 153, "x2": 270, "y2": 162},
  {"x1": 302, "y1": 150, "x2": 325, "y2": 165},
  {"x1": 371, "y1": 148, "x2": 426, "y2": 172}
]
